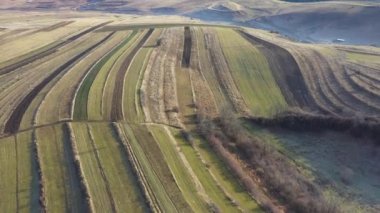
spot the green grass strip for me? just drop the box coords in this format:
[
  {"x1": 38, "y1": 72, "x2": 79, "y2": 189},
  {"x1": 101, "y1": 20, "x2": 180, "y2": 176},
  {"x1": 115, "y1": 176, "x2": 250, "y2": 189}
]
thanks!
[
  {"x1": 74, "y1": 30, "x2": 138, "y2": 120},
  {"x1": 149, "y1": 125, "x2": 210, "y2": 212}
]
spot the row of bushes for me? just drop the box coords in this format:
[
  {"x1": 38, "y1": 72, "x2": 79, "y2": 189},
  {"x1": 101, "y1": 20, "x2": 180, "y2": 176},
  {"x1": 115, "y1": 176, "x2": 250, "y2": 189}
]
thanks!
[
  {"x1": 197, "y1": 109, "x2": 340, "y2": 213},
  {"x1": 248, "y1": 110, "x2": 380, "y2": 144}
]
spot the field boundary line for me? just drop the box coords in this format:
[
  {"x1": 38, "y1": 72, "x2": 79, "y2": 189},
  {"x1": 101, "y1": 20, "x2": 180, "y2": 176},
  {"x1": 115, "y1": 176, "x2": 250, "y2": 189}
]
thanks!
[
  {"x1": 101, "y1": 31, "x2": 138, "y2": 119},
  {"x1": 4, "y1": 32, "x2": 115, "y2": 134},
  {"x1": 31, "y1": 130, "x2": 47, "y2": 212},
  {"x1": 134, "y1": 46, "x2": 154, "y2": 120},
  {"x1": 122, "y1": 29, "x2": 155, "y2": 121},
  {"x1": 112, "y1": 123, "x2": 162, "y2": 213},
  {"x1": 163, "y1": 126, "x2": 212, "y2": 205},
  {"x1": 14, "y1": 135, "x2": 19, "y2": 212},
  {"x1": 112, "y1": 29, "x2": 154, "y2": 121},
  {"x1": 192, "y1": 27, "x2": 218, "y2": 114},
  {"x1": 65, "y1": 123, "x2": 94, "y2": 212},
  {"x1": 86, "y1": 124, "x2": 117, "y2": 213},
  {"x1": 119, "y1": 30, "x2": 148, "y2": 120},
  {"x1": 32, "y1": 35, "x2": 106, "y2": 127},
  {"x1": 214, "y1": 29, "x2": 250, "y2": 114},
  {"x1": 70, "y1": 32, "x2": 126, "y2": 120},
  {"x1": 35, "y1": 32, "x2": 121, "y2": 125},
  {"x1": 52, "y1": 126, "x2": 71, "y2": 210}
]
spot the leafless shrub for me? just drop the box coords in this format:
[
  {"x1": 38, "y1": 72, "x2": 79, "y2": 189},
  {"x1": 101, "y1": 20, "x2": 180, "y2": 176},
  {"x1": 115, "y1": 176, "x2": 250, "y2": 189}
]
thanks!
[
  {"x1": 208, "y1": 202, "x2": 221, "y2": 213},
  {"x1": 249, "y1": 110, "x2": 380, "y2": 144},
  {"x1": 198, "y1": 109, "x2": 341, "y2": 213}
]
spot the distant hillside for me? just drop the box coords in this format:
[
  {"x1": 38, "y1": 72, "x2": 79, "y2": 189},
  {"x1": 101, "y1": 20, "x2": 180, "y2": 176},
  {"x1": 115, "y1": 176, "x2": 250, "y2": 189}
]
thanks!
[{"x1": 1, "y1": 0, "x2": 380, "y2": 45}]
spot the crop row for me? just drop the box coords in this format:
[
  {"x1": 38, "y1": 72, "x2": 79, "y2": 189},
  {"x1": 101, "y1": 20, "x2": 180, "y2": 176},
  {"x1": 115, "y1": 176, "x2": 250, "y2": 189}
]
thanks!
[
  {"x1": 73, "y1": 30, "x2": 138, "y2": 120},
  {"x1": 35, "y1": 31, "x2": 129, "y2": 125},
  {"x1": 4, "y1": 32, "x2": 115, "y2": 134},
  {"x1": 0, "y1": 21, "x2": 112, "y2": 72},
  {"x1": 0, "y1": 31, "x2": 113, "y2": 135}
]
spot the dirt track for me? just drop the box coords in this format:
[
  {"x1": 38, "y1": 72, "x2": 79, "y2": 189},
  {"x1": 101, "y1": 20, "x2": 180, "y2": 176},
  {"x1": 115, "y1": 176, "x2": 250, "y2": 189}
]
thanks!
[
  {"x1": 4, "y1": 32, "x2": 115, "y2": 134},
  {"x1": 110, "y1": 29, "x2": 154, "y2": 121},
  {"x1": 181, "y1": 26, "x2": 192, "y2": 68}
]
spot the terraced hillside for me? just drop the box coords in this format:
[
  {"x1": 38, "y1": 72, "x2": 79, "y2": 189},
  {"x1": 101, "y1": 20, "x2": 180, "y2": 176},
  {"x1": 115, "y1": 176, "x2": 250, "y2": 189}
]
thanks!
[{"x1": 1, "y1": 14, "x2": 379, "y2": 213}]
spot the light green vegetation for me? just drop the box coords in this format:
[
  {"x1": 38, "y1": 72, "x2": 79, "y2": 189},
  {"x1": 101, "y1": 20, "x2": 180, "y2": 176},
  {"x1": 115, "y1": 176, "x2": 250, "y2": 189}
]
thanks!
[
  {"x1": 17, "y1": 131, "x2": 41, "y2": 213},
  {"x1": 36, "y1": 32, "x2": 128, "y2": 125},
  {"x1": 36, "y1": 124, "x2": 87, "y2": 212},
  {"x1": 19, "y1": 32, "x2": 111, "y2": 130},
  {"x1": 71, "y1": 123, "x2": 115, "y2": 212},
  {"x1": 73, "y1": 30, "x2": 133, "y2": 120},
  {"x1": 149, "y1": 125, "x2": 210, "y2": 212},
  {"x1": 72, "y1": 122, "x2": 149, "y2": 212},
  {"x1": 123, "y1": 29, "x2": 163, "y2": 122},
  {"x1": 129, "y1": 124, "x2": 192, "y2": 212},
  {"x1": 89, "y1": 123, "x2": 148, "y2": 212},
  {"x1": 176, "y1": 58, "x2": 196, "y2": 128},
  {"x1": 0, "y1": 136, "x2": 17, "y2": 212},
  {"x1": 216, "y1": 28, "x2": 288, "y2": 116},
  {"x1": 196, "y1": 27, "x2": 231, "y2": 110},
  {"x1": 173, "y1": 130, "x2": 261, "y2": 212},
  {"x1": 88, "y1": 30, "x2": 140, "y2": 120},
  {"x1": 175, "y1": 41, "x2": 260, "y2": 211},
  {"x1": 101, "y1": 30, "x2": 146, "y2": 119},
  {"x1": 171, "y1": 132, "x2": 239, "y2": 212},
  {"x1": 345, "y1": 52, "x2": 380, "y2": 64},
  {"x1": 121, "y1": 123, "x2": 191, "y2": 212}
]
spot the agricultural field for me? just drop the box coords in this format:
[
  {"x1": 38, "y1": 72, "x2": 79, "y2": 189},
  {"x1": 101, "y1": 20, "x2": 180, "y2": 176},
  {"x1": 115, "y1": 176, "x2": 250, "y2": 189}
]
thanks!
[{"x1": 0, "y1": 11, "x2": 380, "y2": 213}]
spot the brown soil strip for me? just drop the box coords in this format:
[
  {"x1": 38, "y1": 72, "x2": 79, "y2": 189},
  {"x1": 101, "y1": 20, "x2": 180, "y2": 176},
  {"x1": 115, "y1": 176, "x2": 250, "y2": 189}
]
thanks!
[
  {"x1": 4, "y1": 32, "x2": 115, "y2": 134},
  {"x1": 65, "y1": 123, "x2": 94, "y2": 211},
  {"x1": 86, "y1": 124, "x2": 117, "y2": 213},
  {"x1": 343, "y1": 67, "x2": 380, "y2": 106},
  {"x1": 0, "y1": 21, "x2": 112, "y2": 75},
  {"x1": 111, "y1": 29, "x2": 154, "y2": 121},
  {"x1": 238, "y1": 30, "x2": 317, "y2": 109},
  {"x1": 317, "y1": 51, "x2": 380, "y2": 115},
  {"x1": 181, "y1": 26, "x2": 192, "y2": 68},
  {"x1": 286, "y1": 47, "x2": 346, "y2": 115},
  {"x1": 348, "y1": 64, "x2": 380, "y2": 86},
  {"x1": 347, "y1": 69, "x2": 380, "y2": 95}
]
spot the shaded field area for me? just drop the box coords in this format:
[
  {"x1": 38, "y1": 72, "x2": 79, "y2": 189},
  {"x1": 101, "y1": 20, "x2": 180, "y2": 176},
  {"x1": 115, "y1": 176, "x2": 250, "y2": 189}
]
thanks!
[{"x1": 247, "y1": 124, "x2": 380, "y2": 212}]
